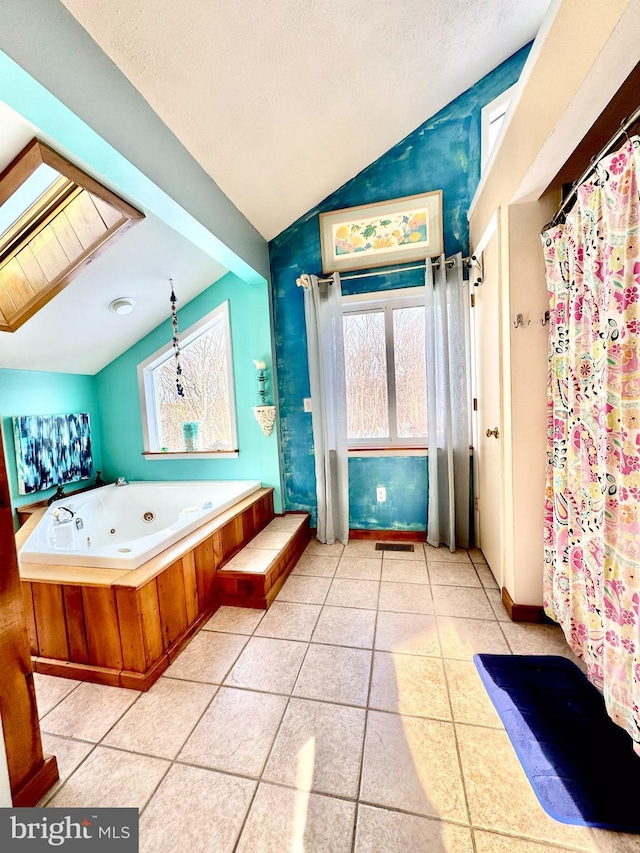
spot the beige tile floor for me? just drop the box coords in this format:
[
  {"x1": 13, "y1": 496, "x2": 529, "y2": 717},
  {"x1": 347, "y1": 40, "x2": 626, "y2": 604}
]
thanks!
[{"x1": 34, "y1": 540, "x2": 640, "y2": 853}]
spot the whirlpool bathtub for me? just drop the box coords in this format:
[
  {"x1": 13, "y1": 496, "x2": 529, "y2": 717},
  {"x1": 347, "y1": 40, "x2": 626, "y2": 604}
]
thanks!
[{"x1": 19, "y1": 480, "x2": 262, "y2": 570}]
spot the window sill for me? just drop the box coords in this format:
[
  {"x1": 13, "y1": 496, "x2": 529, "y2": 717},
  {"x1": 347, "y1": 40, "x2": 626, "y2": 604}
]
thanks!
[
  {"x1": 142, "y1": 450, "x2": 239, "y2": 460},
  {"x1": 348, "y1": 447, "x2": 428, "y2": 458}
]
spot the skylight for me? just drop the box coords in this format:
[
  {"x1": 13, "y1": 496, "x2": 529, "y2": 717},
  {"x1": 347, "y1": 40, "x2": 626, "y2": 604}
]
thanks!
[
  {"x1": 0, "y1": 138, "x2": 144, "y2": 332},
  {"x1": 0, "y1": 163, "x2": 60, "y2": 237}
]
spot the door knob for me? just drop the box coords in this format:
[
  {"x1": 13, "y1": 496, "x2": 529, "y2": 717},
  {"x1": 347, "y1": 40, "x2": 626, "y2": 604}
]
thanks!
[{"x1": 486, "y1": 427, "x2": 499, "y2": 439}]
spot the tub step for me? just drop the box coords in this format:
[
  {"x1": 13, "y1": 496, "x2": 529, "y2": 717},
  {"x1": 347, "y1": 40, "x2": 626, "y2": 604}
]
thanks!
[{"x1": 217, "y1": 513, "x2": 310, "y2": 609}]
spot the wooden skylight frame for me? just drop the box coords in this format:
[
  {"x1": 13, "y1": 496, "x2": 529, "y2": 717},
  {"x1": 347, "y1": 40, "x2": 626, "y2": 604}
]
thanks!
[{"x1": 0, "y1": 138, "x2": 144, "y2": 332}]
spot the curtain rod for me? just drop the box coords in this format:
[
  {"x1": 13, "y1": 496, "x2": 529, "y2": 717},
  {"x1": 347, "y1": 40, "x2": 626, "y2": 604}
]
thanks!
[
  {"x1": 303, "y1": 255, "x2": 473, "y2": 285},
  {"x1": 544, "y1": 103, "x2": 640, "y2": 231}
]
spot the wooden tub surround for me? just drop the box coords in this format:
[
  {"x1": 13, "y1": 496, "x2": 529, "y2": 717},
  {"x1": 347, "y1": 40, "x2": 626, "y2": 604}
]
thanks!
[{"x1": 17, "y1": 488, "x2": 310, "y2": 691}]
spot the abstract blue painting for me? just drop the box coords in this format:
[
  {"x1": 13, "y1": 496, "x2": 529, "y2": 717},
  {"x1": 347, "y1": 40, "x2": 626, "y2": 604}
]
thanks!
[{"x1": 13, "y1": 412, "x2": 92, "y2": 495}]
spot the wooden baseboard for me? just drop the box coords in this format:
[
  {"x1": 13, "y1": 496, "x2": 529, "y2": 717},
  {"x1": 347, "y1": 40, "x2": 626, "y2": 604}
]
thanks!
[
  {"x1": 501, "y1": 587, "x2": 554, "y2": 624},
  {"x1": 309, "y1": 527, "x2": 426, "y2": 542},
  {"x1": 33, "y1": 657, "x2": 122, "y2": 687},
  {"x1": 12, "y1": 754, "x2": 59, "y2": 807},
  {"x1": 33, "y1": 607, "x2": 218, "y2": 691},
  {"x1": 350, "y1": 529, "x2": 426, "y2": 541},
  {"x1": 119, "y1": 657, "x2": 170, "y2": 691}
]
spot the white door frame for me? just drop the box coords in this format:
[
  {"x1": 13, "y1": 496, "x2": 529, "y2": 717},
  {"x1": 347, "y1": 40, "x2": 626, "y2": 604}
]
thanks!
[{"x1": 470, "y1": 210, "x2": 503, "y2": 586}]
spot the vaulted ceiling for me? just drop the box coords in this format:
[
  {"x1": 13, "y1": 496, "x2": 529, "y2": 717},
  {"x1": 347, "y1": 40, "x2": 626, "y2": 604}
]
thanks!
[
  {"x1": 60, "y1": 0, "x2": 552, "y2": 241},
  {"x1": 0, "y1": 0, "x2": 553, "y2": 373}
]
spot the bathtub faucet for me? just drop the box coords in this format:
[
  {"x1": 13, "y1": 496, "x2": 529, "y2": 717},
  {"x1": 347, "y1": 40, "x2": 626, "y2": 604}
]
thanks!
[
  {"x1": 115, "y1": 476, "x2": 128, "y2": 486},
  {"x1": 52, "y1": 506, "x2": 75, "y2": 524}
]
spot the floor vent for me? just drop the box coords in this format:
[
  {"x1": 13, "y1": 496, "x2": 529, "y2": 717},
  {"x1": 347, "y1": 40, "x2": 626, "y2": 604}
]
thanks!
[{"x1": 375, "y1": 542, "x2": 415, "y2": 552}]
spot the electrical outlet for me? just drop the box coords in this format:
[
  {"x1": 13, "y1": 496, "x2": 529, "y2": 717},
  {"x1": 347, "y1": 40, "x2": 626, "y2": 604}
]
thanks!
[
  {"x1": 303, "y1": 398, "x2": 312, "y2": 412},
  {"x1": 376, "y1": 486, "x2": 386, "y2": 502}
]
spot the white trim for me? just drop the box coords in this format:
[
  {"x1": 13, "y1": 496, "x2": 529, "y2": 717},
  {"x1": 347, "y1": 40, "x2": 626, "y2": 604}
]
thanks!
[
  {"x1": 469, "y1": 0, "x2": 565, "y2": 221},
  {"x1": 143, "y1": 451, "x2": 239, "y2": 460},
  {"x1": 473, "y1": 210, "x2": 499, "y2": 258},
  {"x1": 138, "y1": 301, "x2": 238, "y2": 454},
  {"x1": 481, "y1": 83, "x2": 517, "y2": 174}
]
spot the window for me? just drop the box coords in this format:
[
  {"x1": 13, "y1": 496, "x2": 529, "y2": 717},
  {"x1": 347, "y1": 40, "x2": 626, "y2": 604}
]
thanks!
[
  {"x1": 138, "y1": 301, "x2": 237, "y2": 455},
  {"x1": 343, "y1": 288, "x2": 427, "y2": 448},
  {"x1": 481, "y1": 84, "x2": 517, "y2": 172}
]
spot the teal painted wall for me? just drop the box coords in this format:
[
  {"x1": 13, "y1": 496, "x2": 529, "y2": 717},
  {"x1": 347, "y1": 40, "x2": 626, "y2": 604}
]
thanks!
[
  {"x1": 270, "y1": 45, "x2": 531, "y2": 530},
  {"x1": 95, "y1": 272, "x2": 283, "y2": 511},
  {"x1": 0, "y1": 368, "x2": 102, "y2": 524}
]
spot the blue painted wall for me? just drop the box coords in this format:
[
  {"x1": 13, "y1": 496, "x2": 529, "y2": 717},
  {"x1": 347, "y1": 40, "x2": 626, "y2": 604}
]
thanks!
[
  {"x1": 0, "y1": 368, "x2": 102, "y2": 524},
  {"x1": 349, "y1": 457, "x2": 428, "y2": 531},
  {"x1": 270, "y1": 45, "x2": 530, "y2": 529},
  {"x1": 95, "y1": 272, "x2": 283, "y2": 511}
]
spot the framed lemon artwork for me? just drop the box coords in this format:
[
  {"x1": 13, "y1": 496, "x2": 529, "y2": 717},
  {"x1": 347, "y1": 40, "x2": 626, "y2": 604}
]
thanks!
[{"x1": 319, "y1": 190, "x2": 443, "y2": 274}]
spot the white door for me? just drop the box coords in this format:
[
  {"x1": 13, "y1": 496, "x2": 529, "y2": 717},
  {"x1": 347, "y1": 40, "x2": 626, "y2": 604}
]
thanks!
[{"x1": 472, "y1": 214, "x2": 503, "y2": 585}]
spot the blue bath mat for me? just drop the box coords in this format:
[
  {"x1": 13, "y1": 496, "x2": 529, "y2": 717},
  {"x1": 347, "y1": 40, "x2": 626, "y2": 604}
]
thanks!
[{"x1": 474, "y1": 653, "x2": 640, "y2": 831}]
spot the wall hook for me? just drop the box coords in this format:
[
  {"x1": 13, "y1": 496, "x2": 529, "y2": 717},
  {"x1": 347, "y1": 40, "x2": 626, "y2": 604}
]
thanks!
[
  {"x1": 513, "y1": 314, "x2": 530, "y2": 329},
  {"x1": 541, "y1": 311, "x2": 550, "y2": 326}
]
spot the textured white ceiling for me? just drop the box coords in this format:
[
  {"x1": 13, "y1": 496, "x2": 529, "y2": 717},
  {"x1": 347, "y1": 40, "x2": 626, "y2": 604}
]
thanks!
[
  {"x1": 0, "y1": 212, "x2": 227, "y2": 373},
  {"x1": 60, "y1": 0, "x2": 551, "y2": 241}
]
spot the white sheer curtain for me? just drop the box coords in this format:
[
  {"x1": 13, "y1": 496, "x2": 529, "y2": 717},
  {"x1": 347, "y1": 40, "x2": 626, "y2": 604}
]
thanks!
[
  {"x1": 300, "y1": 272, "x2": 349, "y2": 544},
  {"x1": 425, "y1": 253, "x2": 470, "y2": 550}
]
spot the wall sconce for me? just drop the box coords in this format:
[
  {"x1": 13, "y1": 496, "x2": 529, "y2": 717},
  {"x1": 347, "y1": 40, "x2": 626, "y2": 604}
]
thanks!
[{"x1": 252, "y1": 359, "x2": 276, "y2": 437}]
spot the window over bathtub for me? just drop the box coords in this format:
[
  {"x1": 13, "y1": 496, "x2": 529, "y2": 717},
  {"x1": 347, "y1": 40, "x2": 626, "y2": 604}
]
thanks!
[
  {"x1": 342, "y1": 287, "x2": 427, "y2": 452},
  {"x1": 138, "y1": 301, "x2": 238, "y2": 458}
]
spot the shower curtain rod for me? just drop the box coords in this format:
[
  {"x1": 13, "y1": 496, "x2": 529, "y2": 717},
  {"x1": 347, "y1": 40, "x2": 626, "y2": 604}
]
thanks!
[
  {"x1": 314, "y1": 255, "x2": 472, "y2": 284},
  {"x1": 545, "y1": 103, "x2": 640, "y2": 230}
]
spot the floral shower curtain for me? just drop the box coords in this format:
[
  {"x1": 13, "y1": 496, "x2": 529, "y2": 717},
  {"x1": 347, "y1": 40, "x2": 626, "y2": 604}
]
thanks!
[{"x1": 542, "y1": 137, "x2": 640, "y2": 751}]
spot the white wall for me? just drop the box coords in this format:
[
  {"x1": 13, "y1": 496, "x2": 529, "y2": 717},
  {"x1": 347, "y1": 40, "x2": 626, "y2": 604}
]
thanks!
[
  {"x1": 469, "y1": 0, "x2": 640, "y2": 605},
  {"x1": 508, "y1": 197, "x2": 559, "y2": 604}
]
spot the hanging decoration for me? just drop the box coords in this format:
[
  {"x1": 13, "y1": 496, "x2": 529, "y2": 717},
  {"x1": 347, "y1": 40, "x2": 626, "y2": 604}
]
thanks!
[{"x1": 169, "y1": 278, "x2": 184, "y2": 397}]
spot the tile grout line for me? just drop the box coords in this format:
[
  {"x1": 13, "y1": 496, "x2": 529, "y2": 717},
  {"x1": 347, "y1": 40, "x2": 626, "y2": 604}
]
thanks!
[
  {"x1": 36, "y1": 740, "x2": 99, "y2": 807},
  {"x1": 36, "y1": 679, "x2": 83, "y2": 728},
  {"x1": 440, "y1": 649, "x2": 479, "y2": 853},
  {"x1": 157, "y1": 670, "x2": 505, "y2": 728},
  {"x1": 40, "y1": 684, "x2": 148, "y2": 807},
  {"x1": 40, "y1": 733, "x2": 590, "y2": 853},
  {"x1": 351, "y1": 571, "x2": 382, "y2": 853},
  {"x1": 42, "y1": 622, "x2": 251, "y2": 812},
  {"x1": 39, "y1": 543, "x2": 568, "y2": 846},
  {"x1": 135, "y1": 613, "x2": 262, "y2": 821},
  {"x1": 229, "y1": 659, "x2": 303, "y2": 849},
  {"x1": 135, "y1": 682, "x2": 224, "y2": 820},
  {"x1": 230, "y1": 546, "x2": 337, "y2": 851}
]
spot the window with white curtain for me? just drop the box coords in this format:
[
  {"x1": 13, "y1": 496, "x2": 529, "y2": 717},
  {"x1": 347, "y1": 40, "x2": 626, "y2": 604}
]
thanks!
[
  {"x1": 342, "y1": 288, "x2": 427, "y2": 447},
  {"x1": 138, "y1": 301, "x2": 237, "y2": 454}
]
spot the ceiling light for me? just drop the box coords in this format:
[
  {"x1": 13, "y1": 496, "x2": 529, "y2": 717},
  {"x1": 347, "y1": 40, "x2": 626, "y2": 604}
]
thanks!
[{"x1": 108, "y1": 297, "x2": 136, "y2": 316}]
